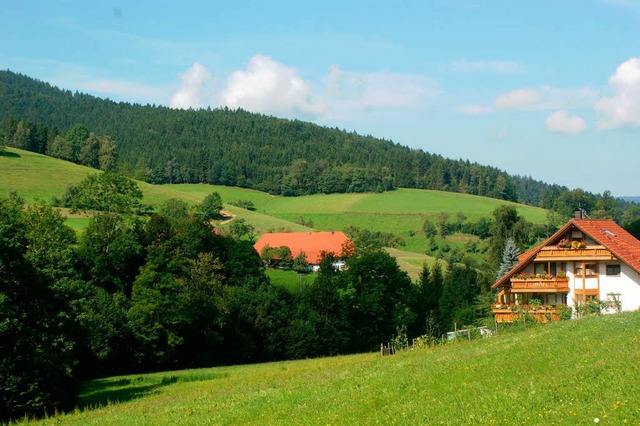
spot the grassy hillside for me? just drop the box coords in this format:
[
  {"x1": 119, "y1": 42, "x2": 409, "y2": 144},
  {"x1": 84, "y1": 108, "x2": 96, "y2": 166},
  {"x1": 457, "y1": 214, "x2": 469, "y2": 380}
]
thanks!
[
  {"x1": 27, "y1": 312, "x2": 640, "y2": 425},
  {"x1": 0, "y1": 148, "x2": 190, "y2": 206},
  {"x1": 1, "y1": 148, "x2": 548, "y2": 271}
]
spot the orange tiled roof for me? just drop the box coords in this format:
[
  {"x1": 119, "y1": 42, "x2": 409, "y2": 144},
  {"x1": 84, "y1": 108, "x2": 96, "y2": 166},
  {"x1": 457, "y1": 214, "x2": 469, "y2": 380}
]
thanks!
[
  {"x1": 493, "y1": 219, "x2": 640, "y2": 289},
  {"x1": 572, "y1": 219, "x2": 640, "y2": 273},
  {"x1": 253, "y1": 231, "x2": 350, "y2": 264}
]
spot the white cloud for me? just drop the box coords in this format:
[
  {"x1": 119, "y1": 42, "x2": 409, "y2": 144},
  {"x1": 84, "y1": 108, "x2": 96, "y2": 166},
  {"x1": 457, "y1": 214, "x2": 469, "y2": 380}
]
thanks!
[
  {"x1": 456, "y1": 103, "x2": 493, "y2": 115},
  {"x1": 166, "y1": 56, "x2": 439, "y2": 120},
  {"x1": 322, "y1": 65, "x2": 440, "y2": 118},
  {"x1": 545, "y1": 110, "x2": 587, "y2": 134},
  {"x1": 537, "y1": 86, "x2": 599, "y2": 110},
  {"x1": 170, "y1": 62, "x2": 211, "y2": 109},
  {"x1": 452, "y1": 60, "x2": 524, "y2": 73},
  {"x1": 595, "y1": 57, "x2": 640, "y2": 129},
  {"x1": 219, "y1": 55, "x2": 323, "y2": 117},
  {"x1": 494, "y1": 88, "x2": 543, "y2": 110}
]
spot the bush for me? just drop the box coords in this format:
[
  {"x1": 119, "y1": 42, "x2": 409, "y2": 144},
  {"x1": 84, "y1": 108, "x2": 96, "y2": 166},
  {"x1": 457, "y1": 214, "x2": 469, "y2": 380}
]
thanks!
[{"x1": 228, "y1": 199, "x2": 256, "y2": 211}]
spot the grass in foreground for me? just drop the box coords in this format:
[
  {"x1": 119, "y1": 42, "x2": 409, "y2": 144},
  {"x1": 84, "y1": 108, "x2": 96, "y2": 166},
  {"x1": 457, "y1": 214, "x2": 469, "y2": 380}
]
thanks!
[{"x1": 30, "y1": 312, "x2": 640, "y2": 425}]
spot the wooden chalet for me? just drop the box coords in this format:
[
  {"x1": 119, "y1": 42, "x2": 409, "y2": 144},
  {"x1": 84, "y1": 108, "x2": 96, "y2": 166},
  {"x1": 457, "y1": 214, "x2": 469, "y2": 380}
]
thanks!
[{"x1": 492, "y1": 212, "x2": 640, "y2": 323}]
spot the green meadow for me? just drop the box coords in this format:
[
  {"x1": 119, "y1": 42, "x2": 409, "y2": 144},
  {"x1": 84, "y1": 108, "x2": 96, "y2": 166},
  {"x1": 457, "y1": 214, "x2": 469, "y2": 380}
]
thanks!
[
  {"x1": 266, "y1": 269, "x2": 318, "y2": 293},
  {"x1": 27, "y1": 312, "x2": 640, "y2": 425},
  {"x1": 1, "y1": 148, "x2": 191, "y2": 207},
  {"x1": 1, "y1": 147, "x2": 548, "y2": 274}
]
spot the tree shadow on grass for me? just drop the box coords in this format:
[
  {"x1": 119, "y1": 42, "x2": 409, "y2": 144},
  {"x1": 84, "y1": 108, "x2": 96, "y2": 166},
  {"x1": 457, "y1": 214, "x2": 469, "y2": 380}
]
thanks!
[
  {"x1": 76, "y1": 376, "x2": 177, "y2": 409},
  {"x1": 0, "y1": 151, "x2": 21, "y2": 158},
  {"x1": 76, "y1": 372, "x2": 228, "y2": 410}
]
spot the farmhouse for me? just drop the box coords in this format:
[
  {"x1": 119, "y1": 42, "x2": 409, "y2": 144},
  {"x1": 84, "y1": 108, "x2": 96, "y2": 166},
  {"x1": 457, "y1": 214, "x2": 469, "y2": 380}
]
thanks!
[
  {"x1": 492, "y1": 212, "x2": 640, "y2": 322},
  {"x1": 253, "y1": 231, "x2": 351, "y2": 270}
]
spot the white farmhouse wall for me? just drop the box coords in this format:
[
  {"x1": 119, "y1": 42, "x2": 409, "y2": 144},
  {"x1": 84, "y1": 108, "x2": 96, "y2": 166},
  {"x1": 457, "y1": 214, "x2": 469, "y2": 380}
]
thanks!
[{"x1": 599, "y1": 263, "x2": 640, "y2": 312}]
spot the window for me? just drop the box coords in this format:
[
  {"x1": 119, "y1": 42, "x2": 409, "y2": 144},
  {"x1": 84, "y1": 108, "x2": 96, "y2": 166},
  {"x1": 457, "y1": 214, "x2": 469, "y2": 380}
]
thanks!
[
  {"x1": 575, "y1": 263, "x2": 597, "y2": 277},
  {"x1": 606, "y1": 264, "x2": 621, "y2": 276},
  {"x1": 534, "y1": 263, "x2": 558, "y2": 275},
  {"x1": 571, "y1": 231, "x2": 584, "y2": 242}
]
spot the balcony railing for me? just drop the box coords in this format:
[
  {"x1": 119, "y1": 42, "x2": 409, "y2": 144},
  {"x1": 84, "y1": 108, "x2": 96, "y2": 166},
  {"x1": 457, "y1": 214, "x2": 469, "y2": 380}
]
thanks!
[
  {"x1": 535, "y1": 246, "x2": 614, "y2": 261},
  {"x1": 492, "y1": 304, "x2": 562, "y2": 323},
  {"x1": 509, "y1": 277, "x2": 569, "y2": 293}
]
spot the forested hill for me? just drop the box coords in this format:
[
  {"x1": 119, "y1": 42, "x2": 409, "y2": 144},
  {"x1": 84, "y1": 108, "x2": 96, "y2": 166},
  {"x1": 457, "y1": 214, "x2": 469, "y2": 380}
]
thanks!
[{"x1": 1, "y1": 69, "x2": 561, "y2": 203}]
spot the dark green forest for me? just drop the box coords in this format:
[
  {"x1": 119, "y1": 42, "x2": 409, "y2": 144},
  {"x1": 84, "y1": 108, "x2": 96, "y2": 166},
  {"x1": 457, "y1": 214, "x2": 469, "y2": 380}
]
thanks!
[{"x1": 0, "y1": 69, "x2": 564, "y2": 203}]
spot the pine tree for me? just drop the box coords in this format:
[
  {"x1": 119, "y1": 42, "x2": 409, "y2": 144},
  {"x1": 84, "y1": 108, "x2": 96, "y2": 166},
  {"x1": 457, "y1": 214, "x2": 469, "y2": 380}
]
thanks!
[{"x1": 496, "y1": 238, "x2": 521, "y2": 280}]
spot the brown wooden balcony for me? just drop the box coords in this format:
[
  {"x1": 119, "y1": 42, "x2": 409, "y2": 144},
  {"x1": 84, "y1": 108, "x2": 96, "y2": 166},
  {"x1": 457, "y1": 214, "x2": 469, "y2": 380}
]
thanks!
[
  {"x1": 492, "y1": 304, "x2": 562, "y2": 323},
  {"x1": 509, "y1": 277, "x2": 569, "y2": 293},
  {"x1": 535, "y1": 246, "x2": 615, "y2": 261}
]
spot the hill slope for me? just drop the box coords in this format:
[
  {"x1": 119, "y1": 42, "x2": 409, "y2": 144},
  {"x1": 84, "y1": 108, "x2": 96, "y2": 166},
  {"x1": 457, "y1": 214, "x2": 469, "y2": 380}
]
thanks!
[
  {"x1": 31, "y1": 312, "x2": 640, "y2": 425},
  {"x1": 1, "y1": 147, "x2": 549, "y2": 277},
  {"x1": 1, "y1": 69, "x2": 559, "y2": 204}
]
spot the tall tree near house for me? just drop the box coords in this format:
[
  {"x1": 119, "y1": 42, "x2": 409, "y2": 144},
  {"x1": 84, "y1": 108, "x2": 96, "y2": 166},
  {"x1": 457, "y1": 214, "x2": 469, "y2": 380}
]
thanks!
[
  {"x1": 411, "y1": 262, "x2": 439, "y2": 337},
  {"x1": 292, "y1": 251, "x2": 310, "y2": 274},
  {"x1": 228, "y1": 218, "x2": 257, "y2": 242},
  {"x1": 439, "y1": 263, "x2": 480, "y2": 330},
  {"x1": 624, "y1": 218, "x2": 640, "y2": 241},
  {"x1": 496, "y1": 238, "x2": 521, "y2": 280},
  {"x1": 486, "y1": 205, "x2": 529, "y2": 273},
  {"x1": 340, "y1": 247, "x2": 415, "y2": 352}
]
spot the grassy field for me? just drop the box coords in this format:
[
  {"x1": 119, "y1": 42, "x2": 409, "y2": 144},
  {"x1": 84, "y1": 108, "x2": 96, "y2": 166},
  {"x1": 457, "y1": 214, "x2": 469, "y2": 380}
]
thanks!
[
  {"x1": 1, "y1": 148, "x2": 549, "y2": 267},
  {"x1": 385, "y1": 247, "x2": 441, "y2": 280},
  {"x1": 266, "y1": 269, "x2": 318, "y2": 293},
  {"x1": 28, "y1": 312, "x2": 640, "y2": 425},
  {"x1": 1, "y1": 148, "x2": 191, "y2": 207}
]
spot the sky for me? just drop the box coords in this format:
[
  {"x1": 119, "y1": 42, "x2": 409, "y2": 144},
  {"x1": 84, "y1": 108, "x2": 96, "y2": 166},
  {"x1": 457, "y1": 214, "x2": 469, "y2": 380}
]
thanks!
[{"x1": 2, "y1": 0, "x2": 640, "y2": 196}]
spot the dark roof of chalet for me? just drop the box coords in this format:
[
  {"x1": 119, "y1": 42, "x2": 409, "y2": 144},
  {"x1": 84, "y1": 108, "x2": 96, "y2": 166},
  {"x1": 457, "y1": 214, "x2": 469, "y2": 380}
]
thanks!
[{"x1": 493, "y1": 219, "x2": 640, "y2": 289}]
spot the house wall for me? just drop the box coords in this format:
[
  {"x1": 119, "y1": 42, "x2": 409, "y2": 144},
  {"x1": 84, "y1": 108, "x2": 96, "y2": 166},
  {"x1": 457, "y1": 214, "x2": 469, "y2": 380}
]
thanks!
[
  {"x1": 566, "y1": 262, "x2": 640, "y2": 312},
  {"x1": 598, "y1": 263, "x2": 640, "y2": 311},
  {"x1": 511, "y1": 260, "x2": 640, "y2": 312}
]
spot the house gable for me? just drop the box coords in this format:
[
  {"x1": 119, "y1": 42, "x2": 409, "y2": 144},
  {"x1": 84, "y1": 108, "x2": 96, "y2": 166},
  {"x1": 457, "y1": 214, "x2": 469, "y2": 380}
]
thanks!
[{"x1": 493, "y1": 219, "x2": 640, "y2": 290}]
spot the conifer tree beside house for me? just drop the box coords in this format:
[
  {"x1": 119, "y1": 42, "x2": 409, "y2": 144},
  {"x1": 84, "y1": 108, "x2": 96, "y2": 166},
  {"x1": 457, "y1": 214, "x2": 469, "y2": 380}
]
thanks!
[{"x1": 496, "y1": 238, "x2": 521, "y2": 280}]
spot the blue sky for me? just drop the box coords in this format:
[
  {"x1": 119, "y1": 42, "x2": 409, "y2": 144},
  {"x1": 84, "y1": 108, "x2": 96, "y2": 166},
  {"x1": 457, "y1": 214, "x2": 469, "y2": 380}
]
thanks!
[{"x1": 2, "y1": 0, "x2": 640, "y2": 196}]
